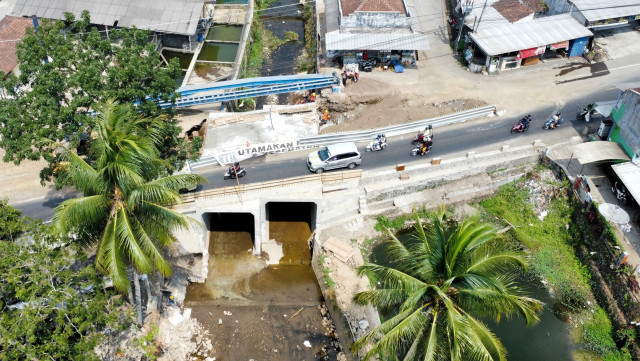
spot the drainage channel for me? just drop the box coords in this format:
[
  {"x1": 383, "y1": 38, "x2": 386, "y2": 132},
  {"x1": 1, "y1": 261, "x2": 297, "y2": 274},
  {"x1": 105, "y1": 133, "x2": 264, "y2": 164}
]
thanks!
[{"x1": 185, "y1": 202, "x2": 340, "y2": 360}]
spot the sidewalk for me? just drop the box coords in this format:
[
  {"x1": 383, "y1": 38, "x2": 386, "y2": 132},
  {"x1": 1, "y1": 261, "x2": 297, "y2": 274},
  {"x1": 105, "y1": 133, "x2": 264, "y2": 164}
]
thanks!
[{"x1": 546, "y1": 138, "x2": 640, "y2": 269}]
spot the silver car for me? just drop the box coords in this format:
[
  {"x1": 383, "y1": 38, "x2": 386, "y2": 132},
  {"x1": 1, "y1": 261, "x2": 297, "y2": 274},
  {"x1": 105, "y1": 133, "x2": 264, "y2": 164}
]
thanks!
[{"x1": 307, "y1": 142, "x2": 361, "y2": 173}]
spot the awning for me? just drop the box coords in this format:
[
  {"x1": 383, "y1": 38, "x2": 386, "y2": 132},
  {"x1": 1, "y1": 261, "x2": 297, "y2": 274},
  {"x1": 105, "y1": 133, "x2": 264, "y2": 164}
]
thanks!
[
  {"x1": 612, "y1": 161, "x2": 640, "y2": 204},
  {"x1": 326, "y1": 31, "x2": 430, "y2": 51},
  {"x1": 550, "y1": 41, "x2": 569, "y2": 50},
  {"x1": 594, "y1": 100, "x2": 618, "y2": 117},
  {"x1": 570, "y1": 141, "x2": 630, "y2": 163}
]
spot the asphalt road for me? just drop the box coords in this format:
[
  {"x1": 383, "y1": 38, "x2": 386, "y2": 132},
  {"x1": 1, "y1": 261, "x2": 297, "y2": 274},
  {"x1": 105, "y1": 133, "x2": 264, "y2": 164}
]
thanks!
[{"x1": 12, "y1": 71, "x2": 639, "y2": 221}]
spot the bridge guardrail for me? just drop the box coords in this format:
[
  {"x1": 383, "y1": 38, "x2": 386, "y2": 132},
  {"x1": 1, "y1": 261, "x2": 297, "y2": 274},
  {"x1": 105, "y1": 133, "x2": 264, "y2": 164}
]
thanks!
[
  {"x1": 179, "y1": 169, "x2": 362, "y2": 203},
  {"x1": 297, "y1": 105, "x2": 496, "y2": 146}
]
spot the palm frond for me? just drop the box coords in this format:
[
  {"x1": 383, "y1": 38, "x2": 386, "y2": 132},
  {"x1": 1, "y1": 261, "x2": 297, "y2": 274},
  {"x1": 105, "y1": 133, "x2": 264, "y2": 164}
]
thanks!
[
  {"x1": 114, "y1": 207, "x2": 153, "y2": 274},
  {"x1": 130, "y1": 215, "x2": 172, "y2": 276},
  {"x1": 52, "y1": 194, "x2": 110, "y2": 237},
  {"x1": 96, "y1": 216, "x2": 130, "y2": 293},
  {"x1": 357, "y1": 263, "x2": 427, "y2": 293},
  {"x1": 462, "y1": 313, "x2": 507, "y2": 361},
  {"x1": 356, "y1": 305, "x2": 429, "y2": 361}
]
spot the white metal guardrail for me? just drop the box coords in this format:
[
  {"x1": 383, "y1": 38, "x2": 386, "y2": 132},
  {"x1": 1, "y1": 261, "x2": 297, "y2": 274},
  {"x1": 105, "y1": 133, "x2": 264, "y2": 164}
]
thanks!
[
  {"x1": 190, "y1": 105, "x2": 496, "y2": 169},
  {"x1": 297, "y1": 105, "x2": 496, "y2": 146}
]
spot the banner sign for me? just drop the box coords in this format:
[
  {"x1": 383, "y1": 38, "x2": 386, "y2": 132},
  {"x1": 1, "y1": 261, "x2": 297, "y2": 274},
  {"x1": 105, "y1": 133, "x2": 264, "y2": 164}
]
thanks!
[
  {"x1": 235, "y1": 141, "x2": 317, "y2": 157},
  {"x1": 550, "y1": 41, "x2": 569, "y2": 50},
  {"x1": 516, "y1": 46, "x2": 546, "y2": 60}
]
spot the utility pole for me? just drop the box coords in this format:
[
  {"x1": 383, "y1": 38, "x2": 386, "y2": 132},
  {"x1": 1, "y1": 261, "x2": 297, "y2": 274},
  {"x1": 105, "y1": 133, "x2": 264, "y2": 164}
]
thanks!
[{"x1": 455, "y1": 0, "x2": 475, "y2": 53}]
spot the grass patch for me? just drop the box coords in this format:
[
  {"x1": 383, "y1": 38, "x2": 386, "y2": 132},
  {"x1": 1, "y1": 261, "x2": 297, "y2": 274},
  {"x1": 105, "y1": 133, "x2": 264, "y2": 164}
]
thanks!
[
  {"x1": 318, "y1": 251, "x2": 335, "y2": 288},
  {"x1": 577, "y1": 308, "x2": 633, "y2": 361},
  {"x1": 479, "y1": 181, "x2": 591, "y2": 310}
]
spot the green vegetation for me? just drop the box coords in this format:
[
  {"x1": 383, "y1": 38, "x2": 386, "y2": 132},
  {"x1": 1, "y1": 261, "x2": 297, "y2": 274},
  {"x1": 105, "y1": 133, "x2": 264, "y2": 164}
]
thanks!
[
  {"x1": 284, "y1": 31, "x2": 300, "y2": 42},
  {"x1": 299, "y1": 2, "x2": 317, "y2": 73},
  {"x1": 580, "y1": 308, "x2": 631, "y2": 361},
  {"x1": 242, "y1": 0, "x2": 277, "y2": 78},
  {"x1": 355, "y1": 207, "x2": 542, "y2": 361},
  {"x1": 0, "y1": 11, "x2": 188, "y2": 186},
  {"x1": 51, "y1": 100, "x2": 206, "y2": 297},
  {"x1": 0, "y1": 203, "x2": 133, "y2": 360},
  {"x1": 135, "y1": 324, "x2": 160, "y2": 361},
  {"x1": 479, "y1": 181, "x2": 591, "y2": 310},
  {"x1": 319, "y1": 251, "x2": 335, "y2": 288},
  {"x1": 188, "y1": 136, "x2": 204, "y2": 161}
]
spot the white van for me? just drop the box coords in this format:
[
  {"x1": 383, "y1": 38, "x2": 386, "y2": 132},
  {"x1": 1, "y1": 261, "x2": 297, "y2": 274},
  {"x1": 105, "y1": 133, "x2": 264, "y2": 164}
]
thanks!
[{"x1": 307, "y1": 142, "x2": 361, "y2": 173}]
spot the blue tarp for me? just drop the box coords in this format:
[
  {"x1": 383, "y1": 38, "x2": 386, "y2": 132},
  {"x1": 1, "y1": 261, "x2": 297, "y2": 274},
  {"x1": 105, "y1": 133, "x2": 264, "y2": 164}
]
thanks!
[{"x1": 394, "y1": 64, "x2": 404, "y2": 73}]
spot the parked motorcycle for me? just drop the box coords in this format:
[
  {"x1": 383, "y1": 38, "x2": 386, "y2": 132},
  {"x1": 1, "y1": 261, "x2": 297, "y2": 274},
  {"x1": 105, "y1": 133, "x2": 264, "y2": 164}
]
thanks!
[
  {"x1": 366, "y1": 134, "x2": 387, "y2": 152},
  {"x1": 544, "y1": 113, "x2": 564, "y2": 130},
  {"x1": 612, "y1": 181, "x2": 628, "y2": 206},
  {"x1": 579, "y1": 102, "x2": 595, "y2": 122},
  {"x1": 224, "y1": 163, "x2": 246, "y2": 180}
]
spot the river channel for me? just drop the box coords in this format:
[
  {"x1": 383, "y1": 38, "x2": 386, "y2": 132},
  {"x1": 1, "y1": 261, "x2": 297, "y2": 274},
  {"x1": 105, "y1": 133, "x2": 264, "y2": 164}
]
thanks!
[{"x1": 184, "y1": 204, "x2": 339, "y2": 360}]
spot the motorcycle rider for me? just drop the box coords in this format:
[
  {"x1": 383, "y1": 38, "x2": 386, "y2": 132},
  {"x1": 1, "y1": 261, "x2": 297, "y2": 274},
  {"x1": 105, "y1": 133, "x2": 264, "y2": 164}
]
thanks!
[
  {"x1": 549, "y1": 112, "x2": 562, "y2": 129},
  {"x1": 420, "y1": 139, "x2": 433, "y2": 156},
  {"x1": 422, "y1": 125, "x2": 433, "y2": 141},
  {"x1": 377, "y1": 134, "x2": 386, "y2": 148},
  {"x1": 228, "y1": 161, "x2": 241, "y2": 176}
]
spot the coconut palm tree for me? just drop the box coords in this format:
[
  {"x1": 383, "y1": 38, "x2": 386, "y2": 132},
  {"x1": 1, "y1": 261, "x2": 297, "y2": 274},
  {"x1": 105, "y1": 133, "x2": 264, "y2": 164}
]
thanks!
[
  {"x1": 52, "y1": 100, "x2": 206, "y2": 296},
  {"x1": 353, "y1": 208, "x2": 543, "y2": 361}
]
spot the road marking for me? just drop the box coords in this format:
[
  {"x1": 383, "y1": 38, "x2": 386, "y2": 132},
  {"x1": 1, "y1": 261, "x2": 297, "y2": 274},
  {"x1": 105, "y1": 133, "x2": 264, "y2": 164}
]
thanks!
[{"x1": 593, "y1": 63, "x2": 640, "y2": 75}]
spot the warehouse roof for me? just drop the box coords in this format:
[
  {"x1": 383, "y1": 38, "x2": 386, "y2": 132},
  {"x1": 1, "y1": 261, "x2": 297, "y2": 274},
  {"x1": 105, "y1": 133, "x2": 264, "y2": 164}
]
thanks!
[
  {"x1": 469, "y1": 13, "x2": 593, "y2": 56},
  {"x1": 613, "y1": 161, "x2": 640, "y2": 205},
  {"x1": 340, "y1": 0, "x2": 406, "y2": 16},
  {"x1": 326, "y1": 30, "x2": 429, "y2": 51},
  {"x1": 12, "y1": 0, "x2": 203, "y2": 36},
  {"x1": 571, "y1": 0, "x2": 640, "y2": 22}
]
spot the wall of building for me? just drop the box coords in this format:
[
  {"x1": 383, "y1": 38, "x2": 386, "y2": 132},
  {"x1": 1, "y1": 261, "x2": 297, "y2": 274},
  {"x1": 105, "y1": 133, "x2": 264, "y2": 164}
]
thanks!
[
  {"x1": 341, "y1": 11, "x2": 411, "y2": 28},
  {"x1": 611, "y1": 90, "x2": 640, "y2": 158},
  {"x1": 545, "y1": 0, "x2": 571, "y2": 15}
]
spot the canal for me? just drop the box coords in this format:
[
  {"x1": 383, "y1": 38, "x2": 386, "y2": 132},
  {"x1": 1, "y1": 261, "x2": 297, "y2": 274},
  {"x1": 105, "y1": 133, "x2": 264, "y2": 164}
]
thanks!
[{"x1": 184, "y1": 204, "x2": 340, "y2": 360}]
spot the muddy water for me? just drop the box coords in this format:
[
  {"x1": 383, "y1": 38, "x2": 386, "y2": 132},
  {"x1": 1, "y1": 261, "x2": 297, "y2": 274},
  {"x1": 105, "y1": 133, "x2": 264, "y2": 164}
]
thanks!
[{"x1": 185, "y1": 218, "x2": 335, "y2": 360}]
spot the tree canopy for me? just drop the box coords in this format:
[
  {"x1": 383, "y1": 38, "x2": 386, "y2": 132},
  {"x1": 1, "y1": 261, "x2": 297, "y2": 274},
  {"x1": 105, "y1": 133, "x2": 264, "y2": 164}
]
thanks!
[
  {"x1": 0, "y1": 11, "x2": 185, "y2": 184},
  {"x1": 52, "y1": 100, "x2": 206, "y2": 292},
  {"x1": 0, "y1": 204, "x2": 131, "y2": 361},
  {"x1": 353, "y1": 209, "x2": 543, "y2": 361}
]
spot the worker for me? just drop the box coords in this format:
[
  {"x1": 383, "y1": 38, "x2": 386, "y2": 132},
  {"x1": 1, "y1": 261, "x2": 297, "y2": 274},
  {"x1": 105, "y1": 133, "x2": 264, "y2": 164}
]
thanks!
[
  {"x1": 167, "y1": 295, "x2": 175, "y2": 306},
  {"x1": 321, "y1": 109, "x2": 329, "y2": 125},
  {"x1": 310, "y1": 92, "x2": 316, "y2": 102}
]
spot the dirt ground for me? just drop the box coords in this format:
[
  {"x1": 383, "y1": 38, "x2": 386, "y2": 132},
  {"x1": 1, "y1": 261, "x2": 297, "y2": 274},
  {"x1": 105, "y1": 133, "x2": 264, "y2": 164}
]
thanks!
[{"x1": 317, "y1": 76, "x2": 487, "y2": 132}]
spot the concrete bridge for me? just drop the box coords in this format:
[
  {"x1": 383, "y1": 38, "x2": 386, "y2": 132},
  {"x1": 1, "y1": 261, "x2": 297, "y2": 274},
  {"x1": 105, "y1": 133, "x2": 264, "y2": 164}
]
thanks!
[{"x1": 173, "y1": 141, "x2": 546, "y2": 258}]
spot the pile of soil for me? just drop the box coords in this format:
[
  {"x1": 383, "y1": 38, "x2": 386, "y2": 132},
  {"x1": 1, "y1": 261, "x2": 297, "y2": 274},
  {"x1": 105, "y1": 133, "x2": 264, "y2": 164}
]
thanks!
[{"x1": 317, "y1": 77, "x2": 487, "y2": 133}]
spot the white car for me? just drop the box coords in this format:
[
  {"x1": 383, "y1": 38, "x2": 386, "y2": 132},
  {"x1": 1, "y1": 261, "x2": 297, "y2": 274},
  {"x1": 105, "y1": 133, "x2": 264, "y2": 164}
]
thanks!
[{"x1": 307, "y1": 142, "x2": 361, "y2": 173}]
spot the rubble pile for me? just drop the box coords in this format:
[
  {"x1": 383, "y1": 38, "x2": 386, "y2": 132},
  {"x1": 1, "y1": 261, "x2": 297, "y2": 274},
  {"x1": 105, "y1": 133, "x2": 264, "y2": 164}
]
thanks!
[
  {"x1": 317, "y1": 303, "x2": 346, "y2": 361},
  {"x1": 524, "y1": 170, "x2": 562, "y2": 221}
]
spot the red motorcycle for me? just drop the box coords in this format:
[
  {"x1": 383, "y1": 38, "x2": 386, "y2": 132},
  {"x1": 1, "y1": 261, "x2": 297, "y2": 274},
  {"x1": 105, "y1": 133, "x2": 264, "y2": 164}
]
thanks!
[{"x1": 511, "y1": 116, "x2": 531, "y2": 134}]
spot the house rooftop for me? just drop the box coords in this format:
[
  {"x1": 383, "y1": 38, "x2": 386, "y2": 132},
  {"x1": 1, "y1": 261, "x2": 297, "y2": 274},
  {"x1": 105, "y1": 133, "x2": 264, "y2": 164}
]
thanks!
[
  {"x1": 0, "y1": 16, "x2": 33, "y2": 75},
  {"x1": 492, "y1": 0, "x2": 533, "y2": 23},
  {"x1": 340, "y1": 0, "x2": 406, "y2": 17},
  {"x1": 12, "y1": 0, "x2": 203, "y2": 36},
  {"x1": 571, "y1": 0, "x2": 640, "y2": 22}
]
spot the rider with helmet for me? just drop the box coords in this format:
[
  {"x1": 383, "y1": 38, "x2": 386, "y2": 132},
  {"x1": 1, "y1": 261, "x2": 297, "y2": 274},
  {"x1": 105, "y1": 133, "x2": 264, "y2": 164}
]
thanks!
[
  {"x1": 422, "y1": 125, "x2": 433, "y2": 141},
  {"x1": 550, "y1": 112, "x2": 561, "y2": 129}
]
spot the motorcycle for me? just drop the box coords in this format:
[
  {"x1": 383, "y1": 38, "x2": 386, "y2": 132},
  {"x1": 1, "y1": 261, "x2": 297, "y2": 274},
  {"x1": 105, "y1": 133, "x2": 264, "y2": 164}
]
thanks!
[
  {"x1": 411, "y1": 132, "x2": 433, "y2": 145},
  {"x1": 579, "y1": 102, "x2": 595, "y2": 122},
  {"x1": 612, "y1": 181, "x2": 628, "y2": 206},
  {"x1": 366, "y1": 134, "x2": 387, "y2": 152},
  {"x1": 410, "y1": 142, "x2": 432, "y2": 156},
  {"x1": 511, "y1": 118, "x2": 530, "y2": 134},
  {"x1": 224, "y1": 164, "x2": 246, "y2": 180},
  {"x1": 544, "y1": 113, "x2": 563, "y2": 130}
]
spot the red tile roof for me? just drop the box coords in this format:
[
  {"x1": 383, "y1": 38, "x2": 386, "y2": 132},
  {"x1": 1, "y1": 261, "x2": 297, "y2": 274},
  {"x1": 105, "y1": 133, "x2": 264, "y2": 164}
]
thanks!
[
  {"x1": 492, "y1": 0, "x2": 534, "y2": 23},
  {"x1": 341, "y1": 0, "x2": 406, "y2": 17},
  {"x1": 0, "y1": 16, "x2": 33, "y2": 75}
]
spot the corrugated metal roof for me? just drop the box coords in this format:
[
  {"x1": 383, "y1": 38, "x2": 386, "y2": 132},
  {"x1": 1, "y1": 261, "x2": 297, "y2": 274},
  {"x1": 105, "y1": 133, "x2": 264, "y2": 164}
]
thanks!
[
  {"x1": 468, "y1": 14, "x2": 593, "y2": 56},
  {"x1": 571, "y1": 141, "x2": 629, "y2": 163},
  {"x1": 11, "y1": 0, "x2": 203, "y2": 36},
  {"x1": 572, "y1": 0, "x2": 640, "y2": 22},
  {"x1": 326, "y1": 31, "x2": 429, "y2": 50},
  {"x1": 612, "y1": 161, "x2": 640, "y2": 204}
]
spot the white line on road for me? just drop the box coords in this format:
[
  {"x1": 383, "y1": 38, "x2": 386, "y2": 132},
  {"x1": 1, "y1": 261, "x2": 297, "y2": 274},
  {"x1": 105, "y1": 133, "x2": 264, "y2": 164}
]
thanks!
[{"x1": 593, "y1": 63, "x2": 640, "y2": 75}]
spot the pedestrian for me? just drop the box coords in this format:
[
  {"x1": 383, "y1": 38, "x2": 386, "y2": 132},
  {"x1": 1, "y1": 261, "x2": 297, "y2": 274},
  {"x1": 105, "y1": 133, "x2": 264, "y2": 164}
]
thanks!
[
  {"x1": 321, "y1": 109, "x2": 329, "y2": 125},
  {"x1": 342, "y1": 72, "x2": 347, "y2": 86}
]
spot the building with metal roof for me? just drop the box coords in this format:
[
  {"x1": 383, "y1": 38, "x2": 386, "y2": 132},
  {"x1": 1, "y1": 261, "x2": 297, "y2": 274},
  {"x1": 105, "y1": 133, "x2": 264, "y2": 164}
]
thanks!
[
  {"x1": 11, "y1": 0, "x2": 205, "y2": 36},
  {"x1": 568, "y1": 0, "x2": 640, "y2": 28},
  {"x1": 468, "y1": 13, "x2": 593, "y2": 56},
  {"x1": 324, "y1": 0, "x2": 429, "y2": 66}
]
